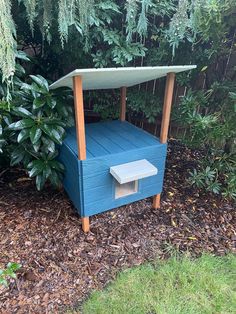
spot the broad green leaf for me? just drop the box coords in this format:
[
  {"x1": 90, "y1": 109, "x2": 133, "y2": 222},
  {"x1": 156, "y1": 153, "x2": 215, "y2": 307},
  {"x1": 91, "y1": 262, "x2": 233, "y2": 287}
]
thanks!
[
  {"x1": 13, "y1": 107, "x2": 33, "y2": 118},
  {"x1": 17, "y1": 129, "x2": 30, "y2": 143},
  {"x1": 3, "y1": 115, "x2": 12, "y2": 125},
  {"x1": 33, "y1": 97, "x2": 46, "y2": 109},
  {"x1": 20, "y1": 83, "x2": 36, "y2": 92},
  {"x1": 41, "y1": 124, "x2": 63, "y2": 144},
  {"x1": 15, "y1": 50, "x2": 30, "y2": 61},
  {"x1": 30, "y1": 75, "x2": 49, "y2": 91},
  {"x1": 30, "y1": 126, "x2": 42, "y2": 144},
  {"x1": 47, "y1": 97, "x2": 57, "y2": 109},
  {"x1": 28, "y1": 160, "x2": 45, "y2": 177},
  {"x1": 47, "y1": 151, "x2": 58, "y2": 160},
  {"x1": 10, "y1": 147, "x2": 27, "y2": 166},
  {"x1": 50, "y1": 160, "x2": 64, "y2": 172},
  {"x1": 8, "y1": 119, "x2": 34, "y2": 130},
  {"x1": 36, "y1": 173, "x2": 47, "y2": 190},
  {"x1": 7, "y1": 263, "x2": 21, "y2": 271},
  {"x1": 43, "y1": 165, "x2": 52, "y2": 179},
  {"x1": 15, "y1": 63, "x2": 25, "y2": 75},
  {"x1": 33, "y1": 141, "x2": 41, "y2": 153},
  {"x1": 49, "y1": 170, "x2": 61, "y2": 187},
  {"x1": 42, "y1": 137, "x2": 55, "y2": 153}
]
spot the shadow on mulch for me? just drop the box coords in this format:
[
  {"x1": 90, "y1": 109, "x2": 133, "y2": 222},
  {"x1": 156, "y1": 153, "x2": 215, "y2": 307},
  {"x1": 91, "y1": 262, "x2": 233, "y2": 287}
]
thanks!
[{"x1": 0, "y1": 141, "x2": 235, "y2": 314}]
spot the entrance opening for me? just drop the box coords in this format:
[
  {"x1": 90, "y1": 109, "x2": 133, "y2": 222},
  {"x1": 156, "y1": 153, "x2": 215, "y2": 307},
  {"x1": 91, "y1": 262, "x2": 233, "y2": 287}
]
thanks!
[{"x1": 115, "y1": 180, "x2": 138, "y2": 199}]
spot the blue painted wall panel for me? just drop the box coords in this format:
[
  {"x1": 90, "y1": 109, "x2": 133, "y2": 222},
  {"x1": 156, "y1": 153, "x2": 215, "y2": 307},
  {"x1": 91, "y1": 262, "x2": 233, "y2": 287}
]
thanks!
[
  {"x1": 83, "y1": 170, "x2": 165, "y2": 207},
  {"x1": 81, "y1": 145, "x2": 167, "y2": 175},
  {"x1": 81, "y1": 144, "x2": 167, "y2": 216},
  {"x1": 58, "y1": 144, "x2": 83, "y2": 215},
  {"x1": 59, "y1": 120, "x2": 168, "y2": 218}
]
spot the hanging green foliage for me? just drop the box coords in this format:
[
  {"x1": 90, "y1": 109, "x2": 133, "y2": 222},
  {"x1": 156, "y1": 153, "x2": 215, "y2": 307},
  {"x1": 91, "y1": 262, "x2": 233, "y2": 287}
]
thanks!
[
  {"x1": 125, "y1": 0, "x2": 138, "y2": 42},
  {"x1": 165, "y1": 0, "x2": 190, "y2": 56},
  {"x1": 0, "y1": 0, "x2": 16, "y2": 82},
  {"x1": 20, "y1": 0, "x2": 38, "y2": 33}
]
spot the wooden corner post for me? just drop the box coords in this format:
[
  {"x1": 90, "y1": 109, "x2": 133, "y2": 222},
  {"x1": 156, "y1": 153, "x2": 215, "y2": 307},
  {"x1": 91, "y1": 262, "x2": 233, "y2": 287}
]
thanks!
[
  {"x1": 120, "y1": 86, "x2": 127, "y2": 121},
  {"x1": 153, "y1": 72, "x2": 175, "y2": 209},
  {"x1": 73, "y1": 76, "x2": 90, "y2": 232}
]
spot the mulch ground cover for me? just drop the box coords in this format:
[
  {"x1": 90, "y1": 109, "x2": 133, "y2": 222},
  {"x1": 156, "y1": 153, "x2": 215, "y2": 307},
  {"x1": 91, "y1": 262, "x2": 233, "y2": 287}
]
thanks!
[{"x1": 0, "y1": 141, "x2": 235, "y2": 314}]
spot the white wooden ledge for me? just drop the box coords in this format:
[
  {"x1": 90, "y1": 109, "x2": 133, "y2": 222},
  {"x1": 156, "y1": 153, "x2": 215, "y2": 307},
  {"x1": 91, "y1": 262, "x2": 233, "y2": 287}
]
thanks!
[{"x1": 110, "y1": 159, "x2": 157, "y2": 184}]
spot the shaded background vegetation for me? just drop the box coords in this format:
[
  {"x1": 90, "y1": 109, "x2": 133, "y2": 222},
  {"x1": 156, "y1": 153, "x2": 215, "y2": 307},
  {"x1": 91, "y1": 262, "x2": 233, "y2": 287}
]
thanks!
[{"x1": 0, "y1": 0, "x2": 235, "y2": 198}]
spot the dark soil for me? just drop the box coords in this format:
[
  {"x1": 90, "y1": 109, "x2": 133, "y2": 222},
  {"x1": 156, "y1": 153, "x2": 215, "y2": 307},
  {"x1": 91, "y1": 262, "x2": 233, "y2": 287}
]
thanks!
[{"x1": 0, "y1": 141, "x2": 235, "y2": 313}]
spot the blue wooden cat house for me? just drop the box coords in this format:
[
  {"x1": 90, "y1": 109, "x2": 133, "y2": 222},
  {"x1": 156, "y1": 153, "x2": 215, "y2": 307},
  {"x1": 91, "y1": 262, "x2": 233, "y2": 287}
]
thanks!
[{"x1": 50, "y1": 66, "x2": 196, "y2": 232}]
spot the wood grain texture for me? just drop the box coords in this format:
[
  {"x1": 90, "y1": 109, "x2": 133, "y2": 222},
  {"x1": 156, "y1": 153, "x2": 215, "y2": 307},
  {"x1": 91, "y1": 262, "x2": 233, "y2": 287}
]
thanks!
[
  {"x1": 81, "y1": 217, "x2": 90, "y2": 232},
  {"x1": 153, "y1": 194, "x2": 161, "y2": 209},
  {"x1": 160, "y1": 72, "x2": 175, "y2": 144},
  {"x1": 120, "y1": 87, "x2": 127, "y2": 121},
  {"x1": 65, "y1": 120, "x2": 163, "y2": 159},
  {"x1": 73, "y1": 76, "x2": 86, "y2": 160}
]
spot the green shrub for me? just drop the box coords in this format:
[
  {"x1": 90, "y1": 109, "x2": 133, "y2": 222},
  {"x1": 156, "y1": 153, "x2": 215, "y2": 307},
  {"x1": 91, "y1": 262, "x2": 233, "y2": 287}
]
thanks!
[
  {"x1": 175, "y1": 82, "x2": 236, "y2": 200},
  {"x1": 0, "y1": 74, "x2": 73, "y2": 190},
  {"x1": 0, "y1": 262, "x2": 21, "y2": 287},
  {"x1": 189, "y1": 152, "x2": 236, "y2": 200}
]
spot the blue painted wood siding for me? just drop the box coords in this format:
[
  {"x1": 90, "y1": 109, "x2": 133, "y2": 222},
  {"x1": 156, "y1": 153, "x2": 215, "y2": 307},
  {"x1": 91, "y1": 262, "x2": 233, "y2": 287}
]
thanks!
[{"x1": 59, "y1": 120, "x2": 167, "y2": 217}]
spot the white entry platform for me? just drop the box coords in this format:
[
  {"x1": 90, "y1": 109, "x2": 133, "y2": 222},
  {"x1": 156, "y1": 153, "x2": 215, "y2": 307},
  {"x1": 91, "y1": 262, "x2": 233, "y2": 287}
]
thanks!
[{"x1": 110, "y1": 159, "x2": 158, "y2": 184}]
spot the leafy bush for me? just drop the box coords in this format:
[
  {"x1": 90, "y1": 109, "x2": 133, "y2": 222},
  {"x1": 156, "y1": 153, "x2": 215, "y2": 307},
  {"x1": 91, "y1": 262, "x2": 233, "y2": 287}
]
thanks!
[
  {"x1": 0, "y1": 262, "x2": 21, "y2": 287},
  {"x1": 175, "y1": 81, "x2": 236, "y2": 200},
  {"x1": 1, "y1": 74, "x2": 73, "y2": 190},
  {"x1": 189, "y1": 152, "x2": 236, "y2": 199},
  {"x1": 127, "y1": 89, "x2": 162, "y2": 124}
]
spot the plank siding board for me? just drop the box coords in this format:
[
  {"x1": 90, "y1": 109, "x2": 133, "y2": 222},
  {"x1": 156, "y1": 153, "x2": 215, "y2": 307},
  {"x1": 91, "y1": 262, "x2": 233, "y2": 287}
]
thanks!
[
  {"x1": 65, "y1": 129, "x2": 95, "y2": 158},
  {"x1": 86, "y1": 124, "x2": 125, "y2": 154},
  {"x1": 82, "y1": 168, "x2": 165, "y2": 189},
  {"x1": 98, "y1": 123, "x2": 137, "y2": 150},
  {"x1": 82, "y1": 145, "x2": 167, "y2": 175},
  {"x1": 65, "y1": 121, "x2": 163, "y2": 159},
  {"x1": 82, "y1": 163, "x2": 165, "y2": 190},
  {"x1": 83, "y1": 171, "x2": 165, "y2": 205},
  {"x1": 81, "y1": 144, "x2": 167, "y2": 215},
  {"x1": 83, "y1": 180, "x2": 163, "y2": 216},
  {"x1": 102, "y1": 122, "x2": 144, "y2": 147},
  {"x1": 58, "y1": 144, "x2": 83, "y2": 215},
  {"x1": 102, "y1": 121, "x2": 159, "y2": 148},
  {"x1": 85, "y1": 134, "x2": 110, "y2": 157},
  {"x1": 119, "y1": 121, "x2": 159, "y2": 146}
]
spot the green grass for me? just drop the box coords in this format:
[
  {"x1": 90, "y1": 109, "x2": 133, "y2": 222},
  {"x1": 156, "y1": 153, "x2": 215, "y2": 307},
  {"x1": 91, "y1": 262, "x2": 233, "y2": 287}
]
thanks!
[{"x1": 82, "y1": 254, "x2": 236, "y2": 314}]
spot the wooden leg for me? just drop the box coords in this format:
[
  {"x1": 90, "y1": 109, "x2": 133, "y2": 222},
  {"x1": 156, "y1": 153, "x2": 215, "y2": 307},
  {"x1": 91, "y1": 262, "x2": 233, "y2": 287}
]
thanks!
[
  {"x1": 81, "y1": 217, "x2": 90, "y2": 232},
  {"x1": 153, "y1": 194, "x2": 161, "y2": 209}
]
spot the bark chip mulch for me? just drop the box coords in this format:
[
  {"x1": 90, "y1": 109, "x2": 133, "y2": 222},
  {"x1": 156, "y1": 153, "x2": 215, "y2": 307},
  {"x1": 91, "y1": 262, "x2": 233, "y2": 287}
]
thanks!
[{"x1": 0, "y1": 141, "x2": 235, "y2": 313}]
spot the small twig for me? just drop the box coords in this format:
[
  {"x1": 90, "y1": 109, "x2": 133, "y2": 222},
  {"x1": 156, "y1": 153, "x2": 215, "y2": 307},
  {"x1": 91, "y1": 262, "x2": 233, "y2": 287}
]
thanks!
[{"x1": 0, "y1": 168, "x2": 9, "y2": 178}]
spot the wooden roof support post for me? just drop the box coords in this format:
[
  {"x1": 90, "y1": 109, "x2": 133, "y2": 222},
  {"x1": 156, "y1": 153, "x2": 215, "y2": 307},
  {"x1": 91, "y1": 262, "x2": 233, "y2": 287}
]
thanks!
[
  {"x1": 153, "y1": 72, "x2": 175, "y2": 210},
  {"x1": 160, "y1": 72, "x2": 176, "y2": 143},
  {"x1": 73, "y1": 76, "x2": 89, "y2": 232},
  {"x1": 73, "y1": 76, "x2": 86, "y2": 160},
  {"x1": 120, "y1": 86, "x2": 127, "y2": 121}
]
